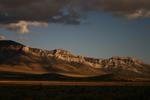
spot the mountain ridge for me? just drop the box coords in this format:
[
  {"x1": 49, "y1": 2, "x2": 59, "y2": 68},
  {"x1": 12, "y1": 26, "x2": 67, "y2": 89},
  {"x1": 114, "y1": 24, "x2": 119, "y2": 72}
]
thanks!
[{"x1": 0, "y1": 40, "x2": 150, "y2": 81}]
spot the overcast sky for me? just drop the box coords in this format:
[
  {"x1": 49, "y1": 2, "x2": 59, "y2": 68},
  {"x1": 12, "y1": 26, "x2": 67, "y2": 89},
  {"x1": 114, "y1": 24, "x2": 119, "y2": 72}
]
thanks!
[{"x1": 0, "y1": 0, "x2": 150, "y2": 63}]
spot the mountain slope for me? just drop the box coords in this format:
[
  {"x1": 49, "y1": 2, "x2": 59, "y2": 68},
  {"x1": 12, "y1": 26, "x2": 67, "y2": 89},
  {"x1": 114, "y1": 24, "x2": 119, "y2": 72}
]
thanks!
[{"x1": 0, "y1": 40, "x2": 150, "y2": 81}]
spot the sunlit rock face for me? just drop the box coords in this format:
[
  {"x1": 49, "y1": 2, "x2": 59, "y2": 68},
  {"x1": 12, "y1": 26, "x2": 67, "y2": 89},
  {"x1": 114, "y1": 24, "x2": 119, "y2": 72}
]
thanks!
[
  {"x1": 22, "y1": 46, "x2": 29, "y2": 53},
  {"x1": 50, "y1": 49, "x2": 102, "y2": 68},
  {"x1": 100, "y1": 57, "x2": 143, "y2": 68},
  {"x1": 49, "y1": 49, "x2": 143, "y2": 69}
]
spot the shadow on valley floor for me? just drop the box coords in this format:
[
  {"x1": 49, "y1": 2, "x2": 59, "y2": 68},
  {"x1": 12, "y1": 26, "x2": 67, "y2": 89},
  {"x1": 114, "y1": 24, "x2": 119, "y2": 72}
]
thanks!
[
  {"x1": 0, "y1": 72, "x2": 147, "y2": 82},
  {"x1": 0, "y1": 86, "x2": 150, "y2": 100},
  {"x1": 0, "y1": 72, "x2": 115, "y2": 81}
]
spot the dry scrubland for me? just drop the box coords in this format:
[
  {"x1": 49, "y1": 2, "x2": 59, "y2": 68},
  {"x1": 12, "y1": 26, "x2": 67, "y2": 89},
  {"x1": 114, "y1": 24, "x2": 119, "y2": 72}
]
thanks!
[{"x1": 0, "y1": 85, "x2": 150, "y2": 100}]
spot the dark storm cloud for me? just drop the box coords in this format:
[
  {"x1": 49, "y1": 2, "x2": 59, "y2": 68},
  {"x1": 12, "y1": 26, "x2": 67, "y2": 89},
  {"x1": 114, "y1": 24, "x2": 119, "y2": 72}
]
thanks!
[
  {"x1": 0, "y1": 0, "x2": 81, "y2": 24},
  {"x1": 0, "y1": 0, "x2": 150, "y2": 33},
  {"x1": 83, "y1": 0, "x2": 150, "y2": 19}
]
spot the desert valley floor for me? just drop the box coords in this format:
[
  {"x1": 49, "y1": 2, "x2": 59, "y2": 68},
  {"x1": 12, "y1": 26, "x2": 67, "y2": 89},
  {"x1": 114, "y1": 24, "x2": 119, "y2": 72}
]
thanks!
[{"x1": 0, "y1": 81, "x2": 150, "y2": 100}]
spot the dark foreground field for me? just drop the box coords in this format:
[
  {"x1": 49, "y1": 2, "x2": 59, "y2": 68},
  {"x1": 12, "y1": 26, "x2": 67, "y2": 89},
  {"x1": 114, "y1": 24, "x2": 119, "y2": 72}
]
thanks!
[{"x1": 0, "y1": 82, "x2": 150, "y2": 100}]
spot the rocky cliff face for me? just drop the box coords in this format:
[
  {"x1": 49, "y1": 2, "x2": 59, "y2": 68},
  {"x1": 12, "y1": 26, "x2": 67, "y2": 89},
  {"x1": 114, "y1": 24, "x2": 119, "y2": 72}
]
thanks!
[
  {"x1": 0, "y1": 40, "x2": 142, "y2": 68},
  {"x1": 0, "y1": 40, "x2": 150, "y2": 81}
]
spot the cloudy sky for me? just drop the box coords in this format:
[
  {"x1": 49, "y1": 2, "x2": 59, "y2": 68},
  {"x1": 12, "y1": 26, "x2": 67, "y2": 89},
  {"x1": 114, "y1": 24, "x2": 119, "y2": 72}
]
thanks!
[{"x1": 0, "y1": 0, "x2": 150, "y2": 63}]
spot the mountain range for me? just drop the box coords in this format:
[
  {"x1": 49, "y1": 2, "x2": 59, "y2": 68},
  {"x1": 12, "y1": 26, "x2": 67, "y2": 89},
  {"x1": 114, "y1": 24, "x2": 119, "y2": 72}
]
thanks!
[{"x1": 0, "y1": 40, "x2": 150, "y2": 81}]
